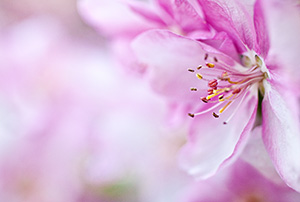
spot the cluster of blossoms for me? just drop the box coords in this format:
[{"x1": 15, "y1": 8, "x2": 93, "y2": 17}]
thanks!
[{"x1": 79, "y1": 0, "x2": 300, "y2": 198}]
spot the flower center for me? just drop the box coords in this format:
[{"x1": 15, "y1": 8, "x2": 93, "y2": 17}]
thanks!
[{"x1": 188, "y1": 51, "x2": 269, "y2": 124}]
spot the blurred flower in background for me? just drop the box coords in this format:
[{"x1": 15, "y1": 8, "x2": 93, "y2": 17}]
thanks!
[{"x1": 0, "y1": 0, "x2": 300, "y2": 202}]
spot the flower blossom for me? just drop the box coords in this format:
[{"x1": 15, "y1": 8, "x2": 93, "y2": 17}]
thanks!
[
  {"x1": 181, "y1": 159, "x2": 300, "y2": 202},
  {"x1": 131, "y1": 0, "x2": 300, "y2": 192},
  {"x1": 78, "y1": 0, "x2": 210, "y2": 72}
]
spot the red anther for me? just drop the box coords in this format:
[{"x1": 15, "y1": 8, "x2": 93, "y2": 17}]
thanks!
[
  {"x1": 201, "y1": 97, "x2": 209, "y2": 103},
  {"x1": 208, "y1": 79, "x2": 218, "y2": 88},
  {"x1": 207, "y1": 88, "x2": 214, "y2": 95},
  {"x1": 232, "y1": 88, "x2": 241, "y2": 94}
]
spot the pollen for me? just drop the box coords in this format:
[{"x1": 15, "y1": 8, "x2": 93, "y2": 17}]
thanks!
[
  {"x1": 188, "y1": 113, "x2": 195, "y2": 118},
  {"x1": 187, "y1": 51, "x2": 268, "y2": 122},
  {"x1": 206, "y1": 63, "x2": 215, "y2": 68},
  {"x1": 218, "y1": 94, "x2": 224, "y2": 101},
  {"x1": 197, "y1": 65, "x2": 202, "y2": 70},
  {"x1": 212, "y1": 112, "x2": 219, "y2": 118},
  {"x1": 204, "y1": 53, "x2": 208, "y2": 60},
  {"x1": 196, "y1": 73, "x2": 203, "y2": 79}
]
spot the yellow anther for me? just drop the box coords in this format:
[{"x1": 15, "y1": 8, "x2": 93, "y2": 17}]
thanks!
[
  {"x1": 196, "y1": 73, "x2": 203, "y2": 79},
  {"x1": 218, "y1": 95, "x2": 224, "y2": 101},
  {"x1": 206, "y1": 63, "x2": 215, "y2": 68}
]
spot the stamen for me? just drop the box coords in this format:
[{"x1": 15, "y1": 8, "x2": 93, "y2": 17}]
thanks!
[
  {"x1": 197, "y1": 65, "x2": 202, "y2": 70},
  {"x1": 207, "y1": 88, "x2": 214, "y2": 95},
  {"x1": 208, "y1": 79, "x2": 218, "y2": 88},
  {"x1": 218, "y1": 94, "x2": 224, "y2": 100},
  {"x1": 212, "y1": 112, "x2": 219, "y2": 118},
  {"x1": 232, "y1": 88, "x2": 241, "y2": 94},
  {"x1": 192, "y1": 102, "x2": 223, "y2": 116},
  {"x1": 255, "y1": 55, "x2": 263, "y2": 67},
  {"x1": 188, "y1": 113, "x2": 195, "y2": 118},
  {"x1": 188, "y1": 51, "x2": 266, "y2": 122},
  {"x1": 219, "y1": 101, "x2": 233, "y2": 114},
  {"x1": 241, "y1": 55, "x2": 252, "y2": 67},
  {"x1": 201, "y1": 97, "x2": 209, "y2": 103},
  {"x1": 204, "y1": 53, "x2": 208, "y2": 60},
  {"x1": 223, "y1": 88, "x2": 249, "y2": 124},
  {"x1": 227, "y1": 78, "x2": 242, "y2": 84},
  {"x1": 196, "y1": 73, "x2": 203, "y2": 79},
  {"x1": 207, "y1": 91, "x2": 223, "y2": 100},
  {"x1": 206, "y1": 63, "x2": 215, "y2": 68}
]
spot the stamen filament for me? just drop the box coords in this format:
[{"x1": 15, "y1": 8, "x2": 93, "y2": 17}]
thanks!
[
  {"x1": 192, "y1": 102, "x2": 223, "y2": 116},
  {"x1": 223, "y1": 88, "x2": 249, "y2": 124},
  {"x1": 219, "y1": 101, "x2": 233, "y2": 114}
]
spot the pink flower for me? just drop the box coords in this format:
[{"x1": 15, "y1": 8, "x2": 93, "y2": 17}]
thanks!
[
  {"x1": 131, "y1": 0, "x2": 300, "y2": 192},
  {"x1": 181, "y1": 159, "x2": 300, "y2": 202},
  {"x1": 77, "y1": 0, "x2": 210, "y2": 73}
]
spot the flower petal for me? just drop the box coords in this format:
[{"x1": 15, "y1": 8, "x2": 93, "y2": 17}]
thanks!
[
  {"x1": 241, "y1": 126, "x2": 283, "y2": 184},
  {"x1": 198, "y1": 0, "x2": 257, "y2": 53},
  {"x1": 131, "y1": 29, "x2": 234, "y2": 103},
  {"x1": 179, "y1": 89, "x2": 257, "y2": 179},
  {"x1": 172, "y1": 0, "x2": 208, "y2": 33},
  {"x1": 77, "y1": 0, "x2": 154, "y2": 37},
  {"x1": 199, "y1": 31, "x2": 239, "y2": 61},
  {"x1": 253, "y1": 0, "x2": 270, "y2": 57},
  {"x1": 153, "y1": 0, "x2": 208, "y2": 34},
  {"x1": 263, "y1": 1, "x2": 300, "y2": 85},
  {"x1": 262, "y1": 82, "x2": 300, "y2": 192}
]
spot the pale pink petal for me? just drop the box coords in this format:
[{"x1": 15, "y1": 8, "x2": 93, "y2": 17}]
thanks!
[
  {"x1": 263, "y1": 1, "x2": 300, "y2": 85},
  {"x1": 198, "y1": 0, "x2": 257, "y2": 53},
  {"x1": 253, "y1": 0, "x2": 270, "y2": 57},
  {"x1": 262, "y1": 82, "x2": 300, "y2": 192},
  {"x1": 154, "y1": 0, "x2": 174, "y2": 20},
  {"x1": 241, "y1": 126, "x2": 283, "y2": 185},
  {"x1": 154, "y1": 0, "x2": 208, "y2": 34},
  {"x1": 199, "y1": 31, "x2": 239, "y2": 61},
  {"x1": 111, "y1": 38, "x2": 146, "y2": 73},
  {"x1": 179, "y1": 89, "x2": 257, "y2": 179},
  {"x1": 172, "y1": 0, "x2": 208, "y2": 33},
  {"x1": 131, "y1": 29, "x2": 234, "y2": 103},
  {"x1": 77, "y1": 0, "x2": 154, "y2": 37},
  {"x1": 127, "y1": 1, "x2": 167, "y2": 26}
]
